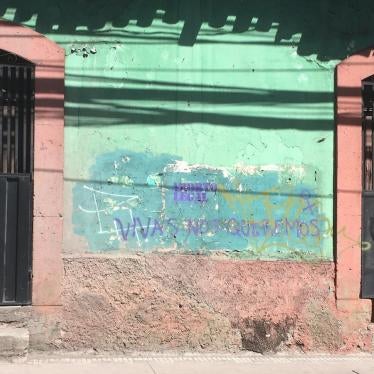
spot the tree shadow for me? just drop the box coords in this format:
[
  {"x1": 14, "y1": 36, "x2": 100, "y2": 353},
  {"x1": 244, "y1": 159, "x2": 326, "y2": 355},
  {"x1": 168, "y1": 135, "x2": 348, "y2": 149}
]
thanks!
[{"x1": 1, "y1": 0, "x2": 374, "y2": 61}]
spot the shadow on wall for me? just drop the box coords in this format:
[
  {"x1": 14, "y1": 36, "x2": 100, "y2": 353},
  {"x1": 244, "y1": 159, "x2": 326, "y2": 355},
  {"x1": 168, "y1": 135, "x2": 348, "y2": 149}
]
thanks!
[
  {"x1": 26, "y1": 71, "x2": 335, "y2": 130},
  {"x1": 1, "y1": 0, "x2": 374, "y2": 60},
  {"x1": 64, "y1": 76, "x2": 334, "y2": 130},
  {"x1": 1, "y1": 1, "x2": 371, "y2": 131}
]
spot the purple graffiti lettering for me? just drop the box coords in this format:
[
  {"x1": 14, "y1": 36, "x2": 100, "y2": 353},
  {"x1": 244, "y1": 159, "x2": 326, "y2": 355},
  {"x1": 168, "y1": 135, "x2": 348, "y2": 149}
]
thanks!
[
  {"x1": 202, "y1": 183, "x2": 217, "y2": 192},
  {"x1": 174, "y1": 182, "x2": 215, "y2": 203},
  {"x1": 167, "y1": 218, "x2": 179, "y2": 237},
  {"x1": 297, "y1": 221, "x2": 309, "y2": 238},
  {"x1": 114, "y1": 218, "x2": 130, "y2": 241},
  {"x1": 131, "y1": 217, "x2": 137, "y2": 237},
  {"x1": 262, "y1": 219, "x2": 271, "y2": 236},
  {"x1": 187, "y1": 219, "x2": 200, "y2": 236},
  {"x1": 302, "y1": 190, "x2": 317, "y2": 213},
  {"x1": 251, "y1": 222, "x2": 260, "y2": 237},
  {"x1": 113, "y1": 215, "x2": 325, "y2": 242},
  {"x1": 285, "y1": 218, "x2": 297, "y2": 234},
  {"x1": 272, "y1": 219, "x2": 284, "y2": 236},
  {"x1": 208, "y1": 219, "x2": 221, "y2": 234},
  {"x1": 199, "y1": 219, "x2": 209, "y2": 234},
  {"x1": 151, "y1": 219, "x2": 163, "y2": 236},
  {"x1": 199, "y1": 191, "x2": 207, "y2": 202},
  {"x1": 136, "y1": 217, "x2": 151, "y2": 239},
  {"x1": 309, "y1": 219, "x2": 320, "y2": 237},
  {"x1": 241, "y1": 220, "x2": 251, "y2": 237},
  {"x1": 227, "y1": 218, "x2": 241, "y2": 236}
]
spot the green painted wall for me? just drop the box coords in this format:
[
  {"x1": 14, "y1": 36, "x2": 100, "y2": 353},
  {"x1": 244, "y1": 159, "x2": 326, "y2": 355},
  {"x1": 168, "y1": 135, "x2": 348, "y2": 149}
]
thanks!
[{"x1": 4, "y1": 0, "x2": 374, "y2": 259}]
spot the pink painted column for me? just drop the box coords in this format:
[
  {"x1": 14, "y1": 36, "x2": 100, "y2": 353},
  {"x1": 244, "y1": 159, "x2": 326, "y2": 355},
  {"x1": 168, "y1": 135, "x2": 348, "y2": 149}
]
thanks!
[
  {"x1": 0, "y1": 20, "x2": 64, "y2": 306},
  {"x1": 33, "y1": 63, "x2": 64, "y2": 306},
  {"x1": 336, "y1": 51, "x2": 373, "y2": 313}
]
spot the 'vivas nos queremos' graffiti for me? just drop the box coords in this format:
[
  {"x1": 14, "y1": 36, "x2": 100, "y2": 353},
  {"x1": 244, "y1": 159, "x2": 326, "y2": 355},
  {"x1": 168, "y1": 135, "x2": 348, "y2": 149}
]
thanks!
[{"x1": 73, "y1": 150, "x2": 331, "y2": 259}]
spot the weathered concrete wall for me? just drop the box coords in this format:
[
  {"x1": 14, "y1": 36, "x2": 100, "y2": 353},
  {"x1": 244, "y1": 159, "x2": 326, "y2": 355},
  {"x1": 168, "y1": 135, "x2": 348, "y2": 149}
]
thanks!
[
  {"x1": 73, "y1": 151, "x2": 330, "y2": 259},
  {"x1": 63, "y1": 19, "x2": 334, "y2": 258},
  {"x1": 2, "y1": 0, "x2": 374, "y2": 352},
  {"x1": 58, "y1": 256, "x2": 372, "y2": 352},
  {"x1": 3, "y1": 1, "x2": 342, "y2": 259}
]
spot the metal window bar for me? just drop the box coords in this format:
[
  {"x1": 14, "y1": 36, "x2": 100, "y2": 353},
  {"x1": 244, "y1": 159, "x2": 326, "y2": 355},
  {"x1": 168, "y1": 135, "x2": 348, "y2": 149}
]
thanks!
[
  {"x1": 0, "y1": 51, "x2": 34, "y2": 305},
  {"x1": 0, "y1": 57, "x2": 34, "y2": 175},
  {"x1": 362, "y1": 80, "x2": 374, "y2": 191}
]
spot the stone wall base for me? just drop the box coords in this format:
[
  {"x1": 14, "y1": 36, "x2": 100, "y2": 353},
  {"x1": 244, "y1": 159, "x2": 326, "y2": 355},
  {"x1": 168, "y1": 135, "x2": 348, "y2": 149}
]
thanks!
[
  {"x1": 48, "y1": 255, "x2": 374, "y2": 353},
  {"x1": 4, "y1": 255, "x2": 372, "y2": 354}
]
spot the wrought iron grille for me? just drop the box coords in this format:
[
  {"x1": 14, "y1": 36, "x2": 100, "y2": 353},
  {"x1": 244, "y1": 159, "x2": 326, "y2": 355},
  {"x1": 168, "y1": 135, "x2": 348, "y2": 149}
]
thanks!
[
  {"x1": 0, "y1": 51, "x2": 34, "y2": 305},
  {"x1": 0, "y1": 51, "x2": 35, "y2": 175}
]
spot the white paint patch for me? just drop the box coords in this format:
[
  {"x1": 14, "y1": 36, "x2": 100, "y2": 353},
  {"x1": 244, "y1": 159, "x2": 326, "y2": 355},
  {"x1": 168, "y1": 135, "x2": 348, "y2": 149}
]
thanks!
[
  {"x1": 167, "y1": 161, "x2": 306, "y2": 184},
  {"x1": 166, "y1": 161, "x2": 232, "y2": 178},
  {"x1": 234, "y1": 164, "x2": 257, "y2": 175},
  {"x1": 235, "y1": 164, "x2": 289, "y2": 174},
  {"x1": 222, "y1": 168, "x2": 231, "y2": 178},
  {"x1": 288, "y1": 165, "x2": 306, "y2": 178},
  {"x1": 161, "y1": 50, "x2": 170, "y2": 61},
  {"x1": 168, "y1": 160, "x2": 192, "y2": 173},
  {"x1": 297, "y1": 73, "x2": 308, "y2": 83},
  {"x1": 146, "y1": 71, "x2": 155, "y2": 81}
]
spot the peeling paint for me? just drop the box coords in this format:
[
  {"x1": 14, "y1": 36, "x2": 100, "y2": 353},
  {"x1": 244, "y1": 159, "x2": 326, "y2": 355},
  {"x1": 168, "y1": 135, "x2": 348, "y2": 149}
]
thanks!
[{"x1": 73, "y1": 150, "x2": 332, "y2": 260}]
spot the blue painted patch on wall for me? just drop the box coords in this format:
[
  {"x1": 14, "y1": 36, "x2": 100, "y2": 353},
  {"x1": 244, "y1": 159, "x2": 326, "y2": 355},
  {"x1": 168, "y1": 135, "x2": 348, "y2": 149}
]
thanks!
[{"x1": 73, "y1": 150, "x2": 331, "y2": 259}]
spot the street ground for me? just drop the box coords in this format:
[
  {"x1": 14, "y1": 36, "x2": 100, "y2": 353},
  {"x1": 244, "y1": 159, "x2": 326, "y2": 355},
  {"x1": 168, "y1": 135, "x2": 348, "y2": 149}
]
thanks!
[{"x1": 0, "y1": 353, "x2": 374, "y2": 374}]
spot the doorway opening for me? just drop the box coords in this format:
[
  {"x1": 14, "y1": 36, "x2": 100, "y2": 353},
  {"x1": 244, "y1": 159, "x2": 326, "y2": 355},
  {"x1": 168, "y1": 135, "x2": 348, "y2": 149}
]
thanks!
[{"x1": 0, "y1": 51, "x2": 35, "y2": 305}]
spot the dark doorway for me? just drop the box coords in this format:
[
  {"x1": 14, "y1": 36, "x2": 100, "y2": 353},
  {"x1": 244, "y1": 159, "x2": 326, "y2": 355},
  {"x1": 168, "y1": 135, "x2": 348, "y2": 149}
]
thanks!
[
  {"x1": 361, "y1": 76, "x2": 374, "y2": 298},
  {"x1": 0, "y1": 50, "x2": 34, "y2": 305}
]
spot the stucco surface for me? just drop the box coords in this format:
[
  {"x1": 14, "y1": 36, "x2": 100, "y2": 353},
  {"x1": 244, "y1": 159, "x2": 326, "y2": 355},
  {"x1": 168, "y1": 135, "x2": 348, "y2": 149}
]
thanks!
[
  {"x1": 2, "y1": 0, "x2": 374, "y2": 353},
  {"x1": 59, "y1": 256, "x2": 372, "y2": 353},
  {"x1": 1, "y1": 0, "x2": 337, "y2": 260}
]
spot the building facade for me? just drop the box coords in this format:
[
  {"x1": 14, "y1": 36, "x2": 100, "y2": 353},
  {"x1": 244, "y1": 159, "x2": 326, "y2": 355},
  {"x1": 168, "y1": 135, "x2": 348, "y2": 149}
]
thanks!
[{"x1": 0, "y1": 0, "x2": 374, "y2": 353}]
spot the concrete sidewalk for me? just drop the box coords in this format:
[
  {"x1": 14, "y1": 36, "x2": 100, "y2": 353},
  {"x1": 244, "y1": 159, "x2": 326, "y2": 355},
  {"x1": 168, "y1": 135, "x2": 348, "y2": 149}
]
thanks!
[{"x1": 0, "y1": 354, "x2": 374, "y2": 374}]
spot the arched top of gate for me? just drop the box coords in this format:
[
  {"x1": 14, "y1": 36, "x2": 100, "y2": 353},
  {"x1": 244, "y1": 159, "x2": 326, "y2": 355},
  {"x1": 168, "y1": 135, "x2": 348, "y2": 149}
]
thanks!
[
  {"x1": 0, "y1": 49, "x2": 34, "y2": 66},
  {"x1": 0, "y1": 19, "x2": 64, "y2": 67}
]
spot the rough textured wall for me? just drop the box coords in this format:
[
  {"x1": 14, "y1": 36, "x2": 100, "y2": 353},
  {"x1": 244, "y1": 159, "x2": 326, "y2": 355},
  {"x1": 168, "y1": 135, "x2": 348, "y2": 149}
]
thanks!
[
  {"x1": 2, "y1": 0, "x2": 351, "y2": 259},
  {"x1": 61, "y1": 13, "x2": 334, "y2": 259},
  {"x1": 3, "y1": 0, "x2": 374, "y2": 352},
  {"x1": 73, "y1": 151, "x2": 330, "y2": 259},
  {"x1": 59, "y1": 256, "x2": 372, "y2": 353},
  {"x1": 16, "y1": 256, "x2": 371, "y2": 353}
]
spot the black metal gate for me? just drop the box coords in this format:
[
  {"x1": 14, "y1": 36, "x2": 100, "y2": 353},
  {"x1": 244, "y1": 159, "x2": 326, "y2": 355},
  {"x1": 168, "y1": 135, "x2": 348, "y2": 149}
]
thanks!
[
  {"x1": 0, "y1": 51, "x2": 34, "y2": 305},
  {"x1": 361, "y1": 76, "x2": 374, "y2": 298}
]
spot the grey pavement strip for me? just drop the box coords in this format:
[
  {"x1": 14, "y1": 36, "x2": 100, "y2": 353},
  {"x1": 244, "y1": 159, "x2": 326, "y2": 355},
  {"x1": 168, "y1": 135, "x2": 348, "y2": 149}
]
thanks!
[
  {"x1": 0, "y1": 354, "x2": 373, "y2": 374},
  {"x1": 19, "y1": 352, "x2": 374, "y2": 364}
]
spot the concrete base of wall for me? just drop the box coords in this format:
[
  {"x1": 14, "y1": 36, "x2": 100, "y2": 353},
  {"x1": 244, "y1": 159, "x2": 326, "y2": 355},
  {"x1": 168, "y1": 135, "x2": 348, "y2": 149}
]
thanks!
[
  {"x1": 0, "y1": 308, "x2": 31, "y2": 359},
  {"x1": 48, "y1": 255, "x2": 373, "y2": 353},
  {"x1": 5, "y1": 256, "x2": 372, "y2": 354},
  {"x1": 0, "y1": 326, "x2": 29, "y2": 359}
]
